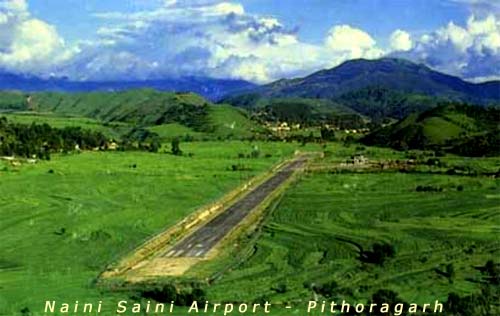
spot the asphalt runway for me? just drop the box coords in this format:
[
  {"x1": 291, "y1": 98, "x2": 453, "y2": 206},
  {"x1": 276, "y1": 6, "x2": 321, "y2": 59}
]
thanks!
[{"x1": 162, "y1": 157, "x2": 306, "y2": 258}]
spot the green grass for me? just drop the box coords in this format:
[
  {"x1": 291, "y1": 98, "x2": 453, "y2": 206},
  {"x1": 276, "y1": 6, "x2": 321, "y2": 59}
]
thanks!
[
  {"x1": 0, "y1": 91, "x2": 265, "y2": 141},
  {"x1": 421, "y1": 117, "x2": 464, "y2": 144},
  {"x1": 1, "y1": 112, "x2": 130, "y2": 138},
  {"x1": 28, "y1": 90, "x2": 208, "y2": 125},
  {"x1": 362, "y1": 103, "x2": 499, "y2": 151},
  {"x1": 208, "y1": 105, "x2": 265, "y2": 139},
  {"x1": 1, "y1": 129, "x2": 498, "y2": 315},
  {"x1": 148, "y1": 106, "x2": 266, "y2": 141},
  {"x1": 148, "y1": 123, "x2": 203, "y2": 140},
  {"x1": 0, "y1": 141, "x2": 322, "y2": 316},
  {"x1": 202, "y1": 171, "x2": 500, "y2": 305}
]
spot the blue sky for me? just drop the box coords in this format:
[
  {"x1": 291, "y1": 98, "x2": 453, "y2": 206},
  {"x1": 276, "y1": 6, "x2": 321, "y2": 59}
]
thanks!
[
  {"x1": 240, "y1": 0, "x2": 470, "y2": 43},
  {"x1": 28, "y1": 0, "x2": 470, "y2": 46},
  {"x1": 1, "y1": 0, "x2": 499, "y2": 82}
]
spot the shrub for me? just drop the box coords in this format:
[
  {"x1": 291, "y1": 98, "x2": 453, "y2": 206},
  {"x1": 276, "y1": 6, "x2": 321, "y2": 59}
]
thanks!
[
  {"x1": 313, "y1": 280, "x2": 338, "y2": 298},
  {"x1": 361, "y1": 242, "x2": 396, "y2": 265},
  {"x1": 273, "y1": 283, "x2": 287, "y2": 294},
  {"x1": 250, "y1": 146, "x2": 260, "y2": 158},
  {"x1": 171, "y1": 138, "x2": 182, "y2": 156}
]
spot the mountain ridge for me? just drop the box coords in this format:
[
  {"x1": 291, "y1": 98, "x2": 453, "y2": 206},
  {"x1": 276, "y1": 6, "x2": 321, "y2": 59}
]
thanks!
[
  {"x1": 232, "y1": 58, "x2": 500, "y2": 104},
  {"x1": 0, "y1": 71, "x2": 256, "y2": 101}
]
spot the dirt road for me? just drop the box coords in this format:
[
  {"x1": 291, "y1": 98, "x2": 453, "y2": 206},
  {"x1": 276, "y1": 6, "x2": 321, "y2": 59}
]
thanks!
[{"x1": 162, "y1": 157, "x2": 306, "y2": 258}]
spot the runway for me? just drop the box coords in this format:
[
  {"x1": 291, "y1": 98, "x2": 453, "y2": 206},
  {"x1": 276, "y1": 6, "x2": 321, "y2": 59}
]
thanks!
[{"x1": 162, "y1": 157, "x2": 306, "y2": 258}]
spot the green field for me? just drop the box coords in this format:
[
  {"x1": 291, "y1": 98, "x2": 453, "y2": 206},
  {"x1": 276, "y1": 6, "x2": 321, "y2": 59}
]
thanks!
[
  {"x1": 0, "y1": 141, "x2": 321, "y2": 316},
  {"x1": 0, "y1": 112, "x2": 129, "y2": 138},
  {"x1": 203, "y1": 170, "x2": 500, "y2": 306},
  {"x1": 2, "y1": 138, "x2": 498, "y2": 315}
]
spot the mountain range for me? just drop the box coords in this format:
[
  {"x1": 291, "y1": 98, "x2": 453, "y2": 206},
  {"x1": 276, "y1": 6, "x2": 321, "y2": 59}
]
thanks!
[
  {"x1": 0, "y1": 72, "x2": 256, "y2": 101},
  {"x1": 1, "y1": 58, "x2": 498, "y2": 122}
]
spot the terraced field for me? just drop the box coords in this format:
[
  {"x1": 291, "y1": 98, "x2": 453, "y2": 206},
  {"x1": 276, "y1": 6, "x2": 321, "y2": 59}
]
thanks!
[
  {"x1": 0, "y1": 141, "x2": 320, "y2": 315},
  {"x1": 206, "y1": 171, "x2": 500, "y2": 305}
]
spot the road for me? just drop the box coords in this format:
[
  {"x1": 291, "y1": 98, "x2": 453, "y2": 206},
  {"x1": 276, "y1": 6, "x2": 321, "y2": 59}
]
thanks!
[{"x1": 162, "y1": 157, "x2": 306, "y2": 258}]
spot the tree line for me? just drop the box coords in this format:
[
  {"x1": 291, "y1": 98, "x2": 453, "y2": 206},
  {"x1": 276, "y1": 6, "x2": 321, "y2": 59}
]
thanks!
[{"x1": 0, "y1": 117, "x2": 108, "y2": 159}]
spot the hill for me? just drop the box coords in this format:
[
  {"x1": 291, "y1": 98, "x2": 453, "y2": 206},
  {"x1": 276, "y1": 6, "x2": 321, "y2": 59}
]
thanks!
[
  {"x1": 0, "y1": 72, "x2": 256, "y2": 101},
  {"x1": 223, "y1": 58, "x2": 500, "y2": 120},
  {"x1": 221, "y1": 94, "x2": 365, "y2": 126},
  {"x1": 0, "y1": 90, "x2": 264, "y2": 140},
  {"x1": 336, "y1": 87, "x2": 446, "y2": 120},
  {"x1": 149, "y1": 105, "x2": 265, "y2": 140},
  {"x1": 361, "y1": 103, "x2": 500, "y2": 156}
]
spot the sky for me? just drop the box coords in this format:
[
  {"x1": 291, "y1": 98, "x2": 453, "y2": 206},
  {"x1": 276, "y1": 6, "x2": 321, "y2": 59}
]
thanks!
[{"x1": 0, "y1": 0, "x2": 499, "y2": 83}]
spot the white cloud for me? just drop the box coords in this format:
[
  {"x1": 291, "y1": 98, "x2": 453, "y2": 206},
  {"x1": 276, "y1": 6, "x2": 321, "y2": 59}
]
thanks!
[
  {"x1": 436, "y1": 22, "x2": 472, "y2": 51},
  {"x1": 1, "y1": 0, "x2": 498, "y2": 83},
  {"x1": 326, "y1": 25, "x2": 376, "y2": 51},
  {"x1": 0, "y1": 0, "x2": 73, "y2": 75},
  {"x1": 0, "y1": 12, "x2": 7, "y2": 24},
  {"x1": 2, "y1": 0, "x2": 27, "y2": 12},
  {"x1": 208, "y1": 2, "x2": 244, "y2": 15},
  {"x1": 392, "y1": 14, "x2": 500, "y2": 81},
  {"x1": 322, "y1": 25, "x2": 384, "y2": 66},
  {"x1": 164, "y1": 0, "x2": 177, "y2": 6},
  {"x1": 390, "y1": 29, "x2": 412, "y2": 51},
  {"x1": 74, "y1": 4, "x2": 386, "y2": 83},
  {"x1": 79, "y1": 3, "x2": 500, "y2": 83}
]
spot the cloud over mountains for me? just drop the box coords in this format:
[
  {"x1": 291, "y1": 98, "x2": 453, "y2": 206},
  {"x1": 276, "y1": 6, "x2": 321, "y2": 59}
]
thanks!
[
  {"x1": 392, "y1": 14, "x2": 500, "y2": 82},
  {"x1": 0, "y1": 0, "x2": 498, "y2": 83}
]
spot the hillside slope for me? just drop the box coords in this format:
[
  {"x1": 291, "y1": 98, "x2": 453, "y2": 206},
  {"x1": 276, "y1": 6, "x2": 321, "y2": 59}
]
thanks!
[
  {"x1": 0, "y1": 90, "x2": 264, "y2": 139},
  {"x1": 219, "y1": 95, "x2": 366, "y2": 127},
  {"x1": 362, "y1": 103, "x2": 500, "y2": 156}
]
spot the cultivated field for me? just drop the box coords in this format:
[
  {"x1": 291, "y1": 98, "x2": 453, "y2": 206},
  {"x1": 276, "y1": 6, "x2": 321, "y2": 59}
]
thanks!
[
  {"x1": 0, "y1": 141, "x2": 320, "y2": 315},
  {"x1": 204, "y1": 166, "x2": 500, "y2": 306},
  {"x1": 1, "y1": 109, "x2": 498, "y2": 315}
]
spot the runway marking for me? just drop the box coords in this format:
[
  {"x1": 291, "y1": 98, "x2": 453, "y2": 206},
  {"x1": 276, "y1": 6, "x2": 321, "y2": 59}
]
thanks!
[{"x1": 162, "y1": 157, "x2": 306, "y2": 259}]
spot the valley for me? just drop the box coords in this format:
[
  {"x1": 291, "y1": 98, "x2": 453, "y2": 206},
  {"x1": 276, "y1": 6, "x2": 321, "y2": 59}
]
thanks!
[{"x1": 0, "y1": 58, "x2": 499, "y2": 316}]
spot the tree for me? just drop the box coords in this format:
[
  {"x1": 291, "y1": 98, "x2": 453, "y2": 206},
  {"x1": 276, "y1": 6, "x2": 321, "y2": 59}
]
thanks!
[
  {"x1": 483, "y1": 260, "x2": 500, "y2": 285},
  {"x1": 149, "y1": 138, "x2": 161, "y2": 153},
  {"x1": 361, "y1": 242, "x2": 396, "y2": 265},
  {"x1": 171, "y1": 138, "x2": 182, "y2": 156},
  {"x1": 140, "y1": 284, "x2": 177, "y2": 303},
  {"x1": 313, "y1": 280, "x2": 338, "y2": 298},
  {"x1": 446, "y1": 263, "x2": 455, "y2": 283},
  {"x1": 320, "y1": 127, "x2": 336, "y2": 141}
]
